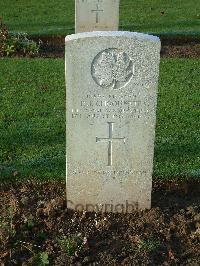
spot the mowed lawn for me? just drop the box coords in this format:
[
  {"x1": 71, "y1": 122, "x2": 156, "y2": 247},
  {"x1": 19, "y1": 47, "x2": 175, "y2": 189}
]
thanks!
[
  {"x1": 0, "y1": 58, "x2": 199, "y2": 182},
  {"x1": 1, "y1": 0, "x2": 200, "y2": 35}
]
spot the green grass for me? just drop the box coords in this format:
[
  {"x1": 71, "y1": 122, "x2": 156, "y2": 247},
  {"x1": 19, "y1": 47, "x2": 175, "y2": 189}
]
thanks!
[
  {"x1": 0, "y1": 59, "x2": 65, "y2": 181},
  {"x1": 155, "y1": 59, "x2": 200, "y2": 179},
  {"x1": 120, "y1": 0, "x2": 200, "y2": 35},
  {"x1": 0, "y1": 58, "x2": 199, "y2": 182},
  {"x1": 1, "y1": 0, "x2": 200, "y2": 36}
]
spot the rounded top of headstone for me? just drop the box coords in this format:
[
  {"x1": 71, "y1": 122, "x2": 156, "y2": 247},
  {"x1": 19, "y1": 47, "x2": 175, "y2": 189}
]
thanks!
[{"x1": 65, "y1": 31, "x2": 160, "y2": 43}]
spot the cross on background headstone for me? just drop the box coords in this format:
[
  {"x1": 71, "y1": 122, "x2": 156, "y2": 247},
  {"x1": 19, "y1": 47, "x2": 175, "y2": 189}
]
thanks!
[
  {"x1": 75, "y1": 0, "x2": 120, "y2": 33},
  {"x1": 91, "y1": 3, "x2": 104, "y2": 24},
  {"x1": 96, "y1": 122, "x2": 125, "y2": 166}
]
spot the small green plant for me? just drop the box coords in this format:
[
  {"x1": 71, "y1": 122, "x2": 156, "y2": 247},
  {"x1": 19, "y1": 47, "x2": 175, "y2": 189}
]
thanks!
[
  {"x1": 37, "y1": 230, "x2": 47, "y2": 240},
  {"x1": 0, "y1": 17, "x2": 41, "y2": 57},
  {"x1": 4, "y1": 44, "x2": 15, "y2": 56},
  {"x1": 58, "y1": 235, "x2": 84, "y2": 257},
  {"x1": 26, "y1": 214, "x2": 35, "y2": 229},
  {"x1": 138, "y1": 236, "x2": 160, "y2": 253},
  {"x1": 32, "y1": 251, "x2": 49, "y2": 266}
]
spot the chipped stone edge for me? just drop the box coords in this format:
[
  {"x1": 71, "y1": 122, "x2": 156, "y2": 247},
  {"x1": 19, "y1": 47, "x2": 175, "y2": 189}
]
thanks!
[{"x1": 65, "y1": 31, "x2": 160, "y2": 43}]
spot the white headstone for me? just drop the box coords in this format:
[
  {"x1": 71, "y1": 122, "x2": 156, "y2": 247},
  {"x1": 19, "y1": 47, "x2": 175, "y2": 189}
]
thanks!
[
  {"x1": 75, "y1": 0, "x2": 120, "y2": 33},
  {"x1": 66, "y1": 31, "x2": 161, "y2": 213}
]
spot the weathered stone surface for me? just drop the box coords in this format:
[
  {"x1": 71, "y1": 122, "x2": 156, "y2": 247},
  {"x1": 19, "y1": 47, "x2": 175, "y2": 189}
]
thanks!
[
  {"x1": 75, "y1": 0, "x2": 120, "y2": 33},
  {"x1": 66, "y1": 31, "x2": 161, "y2": 212}
]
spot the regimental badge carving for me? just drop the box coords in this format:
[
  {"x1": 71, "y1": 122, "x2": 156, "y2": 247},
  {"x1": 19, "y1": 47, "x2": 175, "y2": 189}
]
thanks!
[{"x1": 91, "y1": 48, "x2": 134, "y2": 90}]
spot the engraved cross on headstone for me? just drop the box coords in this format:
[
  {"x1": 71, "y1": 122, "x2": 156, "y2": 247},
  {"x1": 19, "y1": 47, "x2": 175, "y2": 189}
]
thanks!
[
  {"x1": 96, "y1": 122, "x2": 126, "y2": 166},
  {"x1": 91, "y1": 3, "x2": 104, "y2": 24}
]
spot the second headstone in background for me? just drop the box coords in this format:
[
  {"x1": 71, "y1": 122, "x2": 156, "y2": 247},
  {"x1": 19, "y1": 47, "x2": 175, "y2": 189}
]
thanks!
[{"x1": 75, "y1": 0, "x2": 120, "y2": 33}]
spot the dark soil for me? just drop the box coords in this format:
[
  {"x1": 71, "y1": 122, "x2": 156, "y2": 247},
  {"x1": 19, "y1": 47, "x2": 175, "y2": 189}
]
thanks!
[
  {"x1": 38, "y1": 43, "x2": 200, "y2": 59},
  {"x1": 161, "y1": 44, "x2": 200, "y2": 58},
  {"x1": 0, "y1": 180, "x2": 200, "y2": 265},
  {"x1": 35, "y1": 35, "x2": 200, "y2": 58}
]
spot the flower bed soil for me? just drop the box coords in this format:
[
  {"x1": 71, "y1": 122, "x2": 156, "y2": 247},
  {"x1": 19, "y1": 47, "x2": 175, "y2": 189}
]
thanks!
[
  {"x1": 0, "y1": 180, "x2": 199, "y2": 265},
  {"x1": 36, "y1": 35, "x2": 200, "y2": 59}
]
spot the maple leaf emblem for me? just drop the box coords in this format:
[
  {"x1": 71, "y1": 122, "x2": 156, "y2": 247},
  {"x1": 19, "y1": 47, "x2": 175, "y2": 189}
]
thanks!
[{"x1": 91, "y1": 49, "x2": 134, "y2": 89}]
